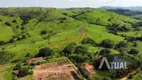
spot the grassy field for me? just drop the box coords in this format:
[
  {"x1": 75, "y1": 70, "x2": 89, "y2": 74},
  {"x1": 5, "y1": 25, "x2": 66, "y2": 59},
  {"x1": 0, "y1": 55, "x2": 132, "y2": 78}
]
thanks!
[
  {"x1": 0, "y1": 8, "x2": 137, "y2": 62},
  {"x1": 86, "y1": 24, "x2": 124, "y2": 43},
  {"x1": 0, "y1": 64, "x2": 14, "y2": 80},
  {"x1": 0, "y1": 7, "x2": 142, "y2": 80}
]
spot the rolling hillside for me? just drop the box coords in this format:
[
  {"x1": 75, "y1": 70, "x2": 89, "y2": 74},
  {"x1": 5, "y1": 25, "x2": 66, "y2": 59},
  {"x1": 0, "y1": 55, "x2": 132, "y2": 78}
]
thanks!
[
  {"x1": 0, "y1": 7, "x2": 140, "y2": 62},
  {"x1": 0, "y1": 7, "x2": 142, "y2": 80}
]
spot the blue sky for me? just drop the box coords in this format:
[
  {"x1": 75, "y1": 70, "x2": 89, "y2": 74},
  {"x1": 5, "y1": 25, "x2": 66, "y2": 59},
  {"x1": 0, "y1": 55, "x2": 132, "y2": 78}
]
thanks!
[{"x1": 0, "y1": 0, "x2": 142, "y2": 8}]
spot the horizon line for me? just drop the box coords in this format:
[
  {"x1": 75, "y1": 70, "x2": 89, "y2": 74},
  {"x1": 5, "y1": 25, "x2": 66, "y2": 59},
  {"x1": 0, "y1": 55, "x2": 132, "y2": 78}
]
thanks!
[{"x1": 0, "y1": 6, "x2": 142, "y2": 8}]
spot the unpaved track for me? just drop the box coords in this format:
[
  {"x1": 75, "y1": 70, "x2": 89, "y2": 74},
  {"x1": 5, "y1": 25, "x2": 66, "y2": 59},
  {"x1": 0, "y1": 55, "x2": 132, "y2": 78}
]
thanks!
[
  {"x1": 41, "y1": 27, "x2": 86, "y2": 49},
  {"x1": 120, "y1": 68, "x2": 141, "y2": 80}
]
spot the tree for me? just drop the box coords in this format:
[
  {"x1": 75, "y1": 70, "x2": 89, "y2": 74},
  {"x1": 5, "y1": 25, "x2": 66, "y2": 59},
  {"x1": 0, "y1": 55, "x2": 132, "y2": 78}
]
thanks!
[
  {"x1": 129, "y1": 49, "x2": 139, "y2": 55},
  {"x1": 21, "y1": 27, "x2": 25, "y2": 30},
  {"x1": 5, "y1": 22, "x2": 11, "y2": 26},
  {"x1": 16, "y1": 25, "x2": 20, "y2": 28},
  {"x1": 136, "y1": 22, "x2": 142, "y2": 26},
  {"x1": 12, "y1": 20, "x2": 17, "y2": 23},
  {"x1": 25, "y1": 53, "x2": 30, "y2": 57},
  {"x1": 20, "y1": 16, "x2": 31, "y2": 26},
  {"x1": 82, "y1": 38, "x2": 96, "y2": 46},
  {"x1": 59, "y1": 17, "x2": 67, "y2": 20},
  {"x1": 0, "y1": 41, "x2": 5, "y2": 45},
  {"x1": 116, "y1": 41, "x2": 128, "y2": 49},
  {"x1": 70, "y1": 54, "x2": 89, "y2": 63},
  {"x1": 9, "y1": 38, "x2": 14, "y2": 43},
  {"x1": 13, "y1": 63, "x2": 21, "y2": 70},
  {"x1": 120, "y1": 24, "x2": 132, "y2": 32},
  {"x1": 74, "y1": 46, "x2": 88, "y2": 54},
  {"x1": 107, "y1": 23, "x2": 132, "y2": 34},
  {"x1": 37, "y1": 47, "x2": 54, "y2": 57},
  {"x1": 63, "y1": 43, "x2": 76, "y2": 55},
  {"x1": 99, "y1": 49, "x2": 111, "y2": 55},
  {"x1": 63, "y1": 13, "x2": 68, "y2": 16},
  {"x1": 107, "y1": 23, "x2": 120, "y2": 34},
  {"x1": 40, "y1": 30, "x2": 47, "y2": 35},
  {"x1": 125, "y1": 37, "x2": 136, "y2": 42},
  {"x1": 100, "y1": 39, "x2": 115, "y2": 48},
  {"x1": 133, "y1": 42, "x2": 138, "y2": 47},
  {"x1": 17, "y1": 67, "x2": 29, "y2": 77}
]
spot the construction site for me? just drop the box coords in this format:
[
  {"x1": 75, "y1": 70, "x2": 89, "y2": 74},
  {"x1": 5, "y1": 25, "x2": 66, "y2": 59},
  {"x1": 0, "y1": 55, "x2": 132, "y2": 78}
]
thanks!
[{"x1": 33, "y1": 60, "x2": 82, "y2": 80}]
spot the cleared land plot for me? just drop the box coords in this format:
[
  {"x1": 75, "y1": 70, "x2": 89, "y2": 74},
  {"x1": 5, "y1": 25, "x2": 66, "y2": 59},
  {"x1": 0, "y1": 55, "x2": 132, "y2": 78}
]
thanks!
[{"x1": 33, "y1": 61, "x2": 80, "y2": 80}]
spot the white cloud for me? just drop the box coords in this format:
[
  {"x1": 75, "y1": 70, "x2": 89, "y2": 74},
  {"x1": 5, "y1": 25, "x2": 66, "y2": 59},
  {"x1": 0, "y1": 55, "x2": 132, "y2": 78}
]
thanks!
[
  {"x1": 103, "y1": 0, "x2": 115, "y2": 3},
  {"x1": 68, "y1": 0, "x2": 73, "y2": 2},
  {"x1": 32, "y1": 0, "x2": 39, "y2": 4}
]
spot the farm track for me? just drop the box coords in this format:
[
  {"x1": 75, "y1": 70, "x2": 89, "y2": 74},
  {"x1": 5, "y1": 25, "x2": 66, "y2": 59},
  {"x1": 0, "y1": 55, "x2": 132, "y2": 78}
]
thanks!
[
  {"x1": 120, "y1": 67, "x2": 141, "y2": 80},
  {"x1": 43, "y1": 27, "x2": 86, "y2": 49}
]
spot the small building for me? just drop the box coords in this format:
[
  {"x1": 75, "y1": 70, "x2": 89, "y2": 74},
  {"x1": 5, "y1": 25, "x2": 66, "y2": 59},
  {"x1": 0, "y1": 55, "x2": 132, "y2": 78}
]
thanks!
[
  {"x1": 84, "y1": 64, "x2": 95, "y2": 78},
  {"x1": 26, "y1": 57, "x2": 43, "y2": 64},
  {"x1": 84, "y1": 64, "x2": 94, "y2": 74}
]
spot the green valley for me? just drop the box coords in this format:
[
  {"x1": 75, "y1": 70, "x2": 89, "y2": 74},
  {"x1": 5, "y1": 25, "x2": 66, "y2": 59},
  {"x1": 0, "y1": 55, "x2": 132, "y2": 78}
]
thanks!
[{"x1": 0, "y1": 7, "x2": 142, "y2": 80}]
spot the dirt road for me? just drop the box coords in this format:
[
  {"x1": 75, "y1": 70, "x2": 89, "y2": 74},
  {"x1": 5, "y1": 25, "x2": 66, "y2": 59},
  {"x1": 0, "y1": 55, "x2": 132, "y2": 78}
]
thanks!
[
  {"x1": 120, "y1": 68, "x2": 141, "y2": 80},
  {"x1": 42, "y1": 27, "x2": 86, "y2": 49}
]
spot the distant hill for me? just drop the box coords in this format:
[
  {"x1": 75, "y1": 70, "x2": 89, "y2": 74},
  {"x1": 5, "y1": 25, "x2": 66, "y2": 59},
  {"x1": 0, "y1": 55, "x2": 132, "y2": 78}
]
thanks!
[
  {"x1": 100, "y1": 6, "x2": 142, "y2": 11},
  {"x1": 0, "y1": 7, "x2": 139, "y2": 63},
  {"x1": 0, "y1": 7, "x2": 142, "y2": 80}
]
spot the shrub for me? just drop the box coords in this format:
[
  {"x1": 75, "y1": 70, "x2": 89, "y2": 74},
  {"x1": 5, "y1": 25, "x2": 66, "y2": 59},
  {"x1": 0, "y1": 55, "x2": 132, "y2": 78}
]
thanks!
[
  {"x1": 21, "y1": 27, "x2": 25, "y2": 30},
  {"x1": 0, "y1": 41, "x2": 5, "y2": 45},
  {"x1": 20, "y1": 16, "x2": 31, "y2": 26},
  {"x1": 0, "y1": 19, "x2": 2, "y2": 22},
  {"x1": 100, "y1": 39, "x2": 115, "y2": 48},
  {"x1": 17, "y1": 67, "x2": 29, "y2": 77},
  {"x1": 12, "y1": 20, "x2": 17, "y2": 23},
  {"x1": 37, "y1": 47, "x2": 54, "y2": 57},
  {"x1": 133, "y1": 42, "x2": 138, "y2": 47},
  {"x1": 16, "y1": 25, "x2": 20, "y2": 28},
  {"x1": 22, "y1": 34, "x2": 26, "y2": 39},
  {"x1": 25, "y1": 53, "x2": 30, "y2": 57},
  {"x1": 63, "y1": 43, "x2": 76, "y2": 55},
  {"x1": 107, "y1": 23, "x2": 132, "y2": 33},
  {"x1": 116, "y1": 41, "x2": 128, "y2": 49},
  {"x1": 28, "y1": 70, "x2": 33, "y2": 75},
  {"x1": 120, "y1": 25, "x2": 132, "y2": 32},
  {"x1": 13, "y1": 63, "x2": 21, "y2": 70},
  {"x1": 63, "y1": 13, "x2": 67, "y2": 16},
  {"x1": 129, "y1": 49, "x2": 139, "y2": 55},
  {"x1": 82, "y1": 38, "x2": 97, "y2": 46},
  {"x1": 125, "y1": 37, "x2": 136, "y2": 42},
  {"x1": 99, "y1": 49, "x2": 111, "y2": 55},
  {"x1": 136, "y1": 22, "x2": 142, "y2": 26},
  {"x1": 5, "y1": 22, "x2": 11, "y2": 26},
  {"x1": 9, "y1": 36, "x2": 18, "y2": 43},
  {"x1": 17, "y1": 36, "x2": 23, "y2": 40},
  {"x1": 70, "y1": 54, "x2": 89, "y2": 63},
  {"x1": 59, "y1": 17, "x2": 67, "y2": 20},
  {"x1": 40, "y1": 30, "x2": 47, "y2": 35},
  {"x1": 74, "y1": 46, "x2": 88, "y2": 54},
  {"x1": 60, "y1": 20, "x2": 64, "y2": 23}
]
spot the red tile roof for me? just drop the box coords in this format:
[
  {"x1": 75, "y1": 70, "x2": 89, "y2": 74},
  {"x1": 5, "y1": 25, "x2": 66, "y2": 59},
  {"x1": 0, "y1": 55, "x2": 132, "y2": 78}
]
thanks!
[
  {"x1": 85, "y1": 64, "x2": 94, "y2": 73},
  {"x1": 27, "y1": 57, "x2": 43, "y2": 64},
  {"x1": 31, "y1": 58, "x2": 40, "y2": 61}
]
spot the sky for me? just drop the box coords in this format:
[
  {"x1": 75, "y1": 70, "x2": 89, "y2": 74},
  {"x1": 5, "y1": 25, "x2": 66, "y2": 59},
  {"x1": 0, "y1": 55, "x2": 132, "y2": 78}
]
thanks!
[{"x1": 0, "y1": 0, "x2": 142, "y2": 8}]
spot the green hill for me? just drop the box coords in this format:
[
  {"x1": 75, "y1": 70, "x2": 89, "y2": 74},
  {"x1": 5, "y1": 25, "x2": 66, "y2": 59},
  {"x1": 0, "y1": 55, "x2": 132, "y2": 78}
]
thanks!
[
  {"x1": 0, "y1": 7, "x2": 142, "y2": 80},
  {"x1": 0, "y1": 7, "x2": 140, "y2": 62}
]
